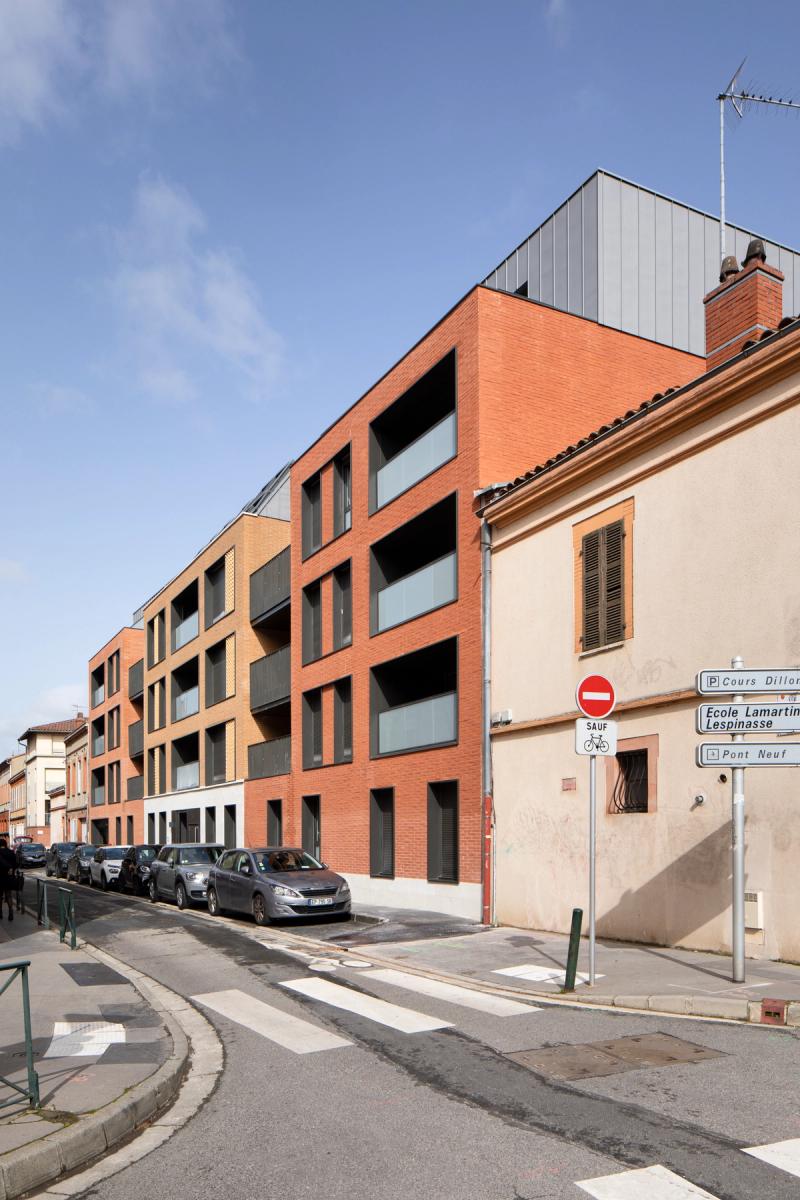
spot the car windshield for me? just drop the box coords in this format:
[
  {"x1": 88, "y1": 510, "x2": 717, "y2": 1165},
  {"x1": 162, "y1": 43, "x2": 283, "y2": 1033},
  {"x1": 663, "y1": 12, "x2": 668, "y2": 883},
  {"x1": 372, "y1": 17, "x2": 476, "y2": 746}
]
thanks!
[
  {"x1": 106, "y1": 847, "x2": 127, "y2": 860},
  {"x1": 177, "y1": 847, "x2": 221, "y2": 866},
  {"x1": 255, "y1": 850, "x2": 323, "y2": 873},
  {"x1": 24, "y1": 844, "x2": 45, "y2": 853},
  {"x1": 80, "y1": 847, "x2": 95, "y2": 858},
  {"x1": 137, "y1": 847, "x2": 158, "y2": 861},
  {"x1": 59, "y1": 843, "x2": 79, "y2": 852}
]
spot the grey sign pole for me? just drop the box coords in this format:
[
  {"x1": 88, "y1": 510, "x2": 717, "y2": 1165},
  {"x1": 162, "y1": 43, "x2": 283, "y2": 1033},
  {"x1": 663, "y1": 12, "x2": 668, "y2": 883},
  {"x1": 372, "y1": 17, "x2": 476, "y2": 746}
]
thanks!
[
  {"x1": 589, "y1": 754, "x2": 596, "y2": 986},
  {"x1": 731, "y1": 655, "x2": 746, "y2": 983}
]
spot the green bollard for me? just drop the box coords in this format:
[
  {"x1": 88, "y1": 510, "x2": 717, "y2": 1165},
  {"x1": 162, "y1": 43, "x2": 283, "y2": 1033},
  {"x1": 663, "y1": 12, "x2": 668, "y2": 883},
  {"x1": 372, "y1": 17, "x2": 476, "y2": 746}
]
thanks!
[{"x1": 563, "y1": 907, "x2": 583, "y2": 992}]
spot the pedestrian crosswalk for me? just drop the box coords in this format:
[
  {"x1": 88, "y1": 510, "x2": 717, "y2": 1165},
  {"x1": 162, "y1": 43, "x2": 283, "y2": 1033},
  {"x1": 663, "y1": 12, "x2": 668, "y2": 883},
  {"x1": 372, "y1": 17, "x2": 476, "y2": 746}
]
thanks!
[
  {"x1": 281, "y1": 976, "x2": 453, "y2": 1033},
  {"x1": 44, "y1": 1021, "x2": 125, "y2": 1058},
  {"x1": 494, "y1": 963, "x2": 605, "y2": 987},
  {"x1": 362, "y1": 968, "x2": 538, "y2": 1016},
  {"x1": 192, "y1": 989, "x2": 352, "y2": 1054},
  {"x1": 576, "y1": 1140, "x2": 800, "y2": 1196}
]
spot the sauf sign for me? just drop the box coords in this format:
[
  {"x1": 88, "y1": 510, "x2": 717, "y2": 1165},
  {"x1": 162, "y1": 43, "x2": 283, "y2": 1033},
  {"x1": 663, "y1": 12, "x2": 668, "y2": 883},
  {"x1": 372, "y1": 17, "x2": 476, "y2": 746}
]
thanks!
[
  {"x1": 574, "y1": 675, "x2": 617, "y2": 986},
  {"x1": 695, "y1": 658, "x2": 800, "y2": 984}
]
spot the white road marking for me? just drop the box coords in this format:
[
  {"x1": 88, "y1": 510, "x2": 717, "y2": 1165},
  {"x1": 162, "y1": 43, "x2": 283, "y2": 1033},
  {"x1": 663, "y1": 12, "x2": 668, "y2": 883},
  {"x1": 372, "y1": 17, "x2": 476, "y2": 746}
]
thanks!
[
  {"x1": 44, "y1": 1021, "x2": 125, "y2": 1058},
  {"x1": 365, "y1": 968, "x2": 538, "y2": 1016},
  {"x1": 192, "y1": 988, "x2": 351, "y2": 1054},
  {"x1": 576, "y1": 1164, "x2": 720, "y2": 1197},
  {"x1": 743, "y1": 1137, "x2": 800, "y2": 1178},
  {"x1": 493, "y1": 964, "x2": 605, "y2": 986},
  {"x1": 281, "y1": 976, "x2": 452, "y2": 1033}
]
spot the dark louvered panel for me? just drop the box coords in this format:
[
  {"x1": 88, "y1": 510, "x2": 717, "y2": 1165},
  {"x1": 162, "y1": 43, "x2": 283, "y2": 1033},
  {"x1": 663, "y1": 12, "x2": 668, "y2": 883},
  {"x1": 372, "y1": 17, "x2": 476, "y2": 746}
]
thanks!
[
  {"x1": 428, "y1": 781, "x2": 458, "y2": 883},
  {"x1": 582, "y1": 529, "x2": 602, "y2": 650},
  {"x1": 370, "y1": 789, "x2": 394, "y2": 878},
  {"x1": 603, "y1": 519, "x2": 625, "y2": 644}
]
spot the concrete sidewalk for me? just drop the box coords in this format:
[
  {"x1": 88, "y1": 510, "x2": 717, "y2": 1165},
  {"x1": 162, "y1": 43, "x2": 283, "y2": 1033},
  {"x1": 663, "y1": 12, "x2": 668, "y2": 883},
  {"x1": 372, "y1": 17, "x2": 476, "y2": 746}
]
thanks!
[
  {"x1": 0, "y1": 911, "x2": 186, "y2": 1197},
  {"x1": 342, "y1": 922, "x2": 800, "y2": 1026}
]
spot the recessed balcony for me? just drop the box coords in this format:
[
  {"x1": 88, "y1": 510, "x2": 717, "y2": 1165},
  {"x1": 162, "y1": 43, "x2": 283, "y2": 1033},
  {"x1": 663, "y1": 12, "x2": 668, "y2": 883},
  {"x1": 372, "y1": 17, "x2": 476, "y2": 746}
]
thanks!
[
  {"x1": 250, "y1": 646, "x2": 291, "y2": 713},
  {"x1": 251, "y1": 547, "x2": 291, "y2": 630},
  {"x1": 172, "y1": 580, "x2": 199, "y2": 652},
  {"x1": 248, "y1": 735, "x2": 292, "y2": 779},
  {"x1": 172, "y1": 658, "x2": 199, "y2": 722},
  {"x1": 371, "y1": 493, "x2": 458, "y2": 634},
  {"x1": 370, "y1": 637, "x2": 458, "y2": 757}
]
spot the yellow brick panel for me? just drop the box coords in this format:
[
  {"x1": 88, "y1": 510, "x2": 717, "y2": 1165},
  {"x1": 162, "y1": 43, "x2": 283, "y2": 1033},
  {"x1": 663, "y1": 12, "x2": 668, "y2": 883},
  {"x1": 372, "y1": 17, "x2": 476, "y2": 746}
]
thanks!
[
  {"x1": 225, "y1": 548, "x2": 235, "y2": 614},
  {"x1": 225, "y1": 720, "x2": 236, "y2": 782},
  {"x1": 225, "y1": 635, "x2": 236, "y2": 698}
]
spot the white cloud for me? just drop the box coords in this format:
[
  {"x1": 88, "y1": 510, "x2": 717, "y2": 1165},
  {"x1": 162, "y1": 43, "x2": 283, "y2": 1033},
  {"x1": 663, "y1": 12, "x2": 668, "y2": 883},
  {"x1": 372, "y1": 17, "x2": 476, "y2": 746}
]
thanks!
[
  {"x1": 112, "y1": 176, "x2": 282, "y2": 405},
  {"x1": 544, "y1": 0, "x2": 570, "y2": 47},
  {"x1": 0, "y1": 0, "x2": 237, "y2": 147},
  {"x1": 0, "y1": 559, "x2": 29, "y2": 584}
]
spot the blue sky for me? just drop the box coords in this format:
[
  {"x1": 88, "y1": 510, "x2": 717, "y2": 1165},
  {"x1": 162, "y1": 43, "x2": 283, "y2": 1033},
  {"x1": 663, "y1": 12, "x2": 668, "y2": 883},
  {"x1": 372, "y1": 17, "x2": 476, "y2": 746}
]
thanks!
[{"x1": 2, "y1": 0, "x2": 800, "y2": 755}]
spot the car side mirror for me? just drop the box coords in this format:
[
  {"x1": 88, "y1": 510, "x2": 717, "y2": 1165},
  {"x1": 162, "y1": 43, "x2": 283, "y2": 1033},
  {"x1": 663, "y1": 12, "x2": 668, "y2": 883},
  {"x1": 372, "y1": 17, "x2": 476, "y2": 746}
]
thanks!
[{"x1": 241, "y1": 864, "x2": 251, "y2": 875}]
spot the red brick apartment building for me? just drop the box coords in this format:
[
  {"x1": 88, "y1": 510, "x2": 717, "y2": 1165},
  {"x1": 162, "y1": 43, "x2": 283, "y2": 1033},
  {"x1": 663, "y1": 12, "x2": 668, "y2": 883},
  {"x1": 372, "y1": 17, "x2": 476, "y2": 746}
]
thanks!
[
  {"x1": 245, "y1": 284, "x2": 701, "y2": 918},
  {"x1": 87, "y1": 627, "x2": 145, "y2": 844}
]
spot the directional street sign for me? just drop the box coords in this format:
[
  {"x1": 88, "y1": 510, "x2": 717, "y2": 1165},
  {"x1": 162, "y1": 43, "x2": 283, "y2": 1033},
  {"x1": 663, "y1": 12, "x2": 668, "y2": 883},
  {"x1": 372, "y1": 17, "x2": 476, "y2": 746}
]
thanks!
[
  {"x1": 575, "y1": 718, "x2": 617, "y2": 757},
  {"x1": 696, "y1": 702, "x2": 800, "y2": 733},
  {"x1": 576, "y1": 674, "x2": 616, "y2": 719},
  {"x1": 697, "y1": 742, "x2": 800, "y2": 767},
  {"x1": 696, "y1": 668, "x2": 800, "y2": 695}
]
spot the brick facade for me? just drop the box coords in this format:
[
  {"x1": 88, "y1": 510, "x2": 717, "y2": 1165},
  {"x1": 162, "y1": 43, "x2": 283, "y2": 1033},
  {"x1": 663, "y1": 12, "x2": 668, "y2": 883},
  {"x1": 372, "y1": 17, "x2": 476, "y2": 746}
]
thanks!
[{"x1": 87, "y1": 627, "x2": 145, "y2": 844}]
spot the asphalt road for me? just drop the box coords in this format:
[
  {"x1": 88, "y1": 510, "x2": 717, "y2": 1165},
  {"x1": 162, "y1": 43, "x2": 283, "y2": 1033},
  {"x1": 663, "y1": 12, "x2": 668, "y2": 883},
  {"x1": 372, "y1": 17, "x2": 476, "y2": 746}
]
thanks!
[{"x1": 31, "y1": 877, "x2": 800, "y2": 1200}]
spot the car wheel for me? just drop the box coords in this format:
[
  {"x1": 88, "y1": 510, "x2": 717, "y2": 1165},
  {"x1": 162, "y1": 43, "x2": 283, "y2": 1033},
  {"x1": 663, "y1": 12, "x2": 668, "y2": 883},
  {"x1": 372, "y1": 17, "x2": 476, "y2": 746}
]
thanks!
[
  {"x1": 175, "y1": 881, "x2": 188, "y2": 910},
  {"x1": 45, "y1": 866, "x2": 53, "y2": 878},
  {"x1": 207, "y1": 887, "x2": 220, "y2": 916},
  {"x1": 101, "y1": 872, "x2": 109, "y2": 892},
  {"x1": 252, "y1": 893, "x2": 269, "y2": 926},
  {"x1": 149, "y1": 879, "x2": 158, "y2": 903}
]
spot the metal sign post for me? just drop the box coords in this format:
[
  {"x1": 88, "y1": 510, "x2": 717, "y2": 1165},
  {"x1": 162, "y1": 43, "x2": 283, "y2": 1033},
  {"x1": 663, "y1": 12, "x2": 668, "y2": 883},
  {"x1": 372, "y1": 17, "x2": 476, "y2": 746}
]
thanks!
[
  {"x1": 575, "y1": 677, "x2": 616, "y2": 988},
  {"x1": 731, "y1": 656, "x2": 746, "y2": 984}
]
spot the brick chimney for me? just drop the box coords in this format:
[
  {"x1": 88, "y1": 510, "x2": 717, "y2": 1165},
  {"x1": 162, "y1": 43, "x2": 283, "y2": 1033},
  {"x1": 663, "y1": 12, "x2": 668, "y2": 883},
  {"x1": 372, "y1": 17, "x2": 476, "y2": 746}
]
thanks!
[{"x1": 704, "y1": 238, "x2": 784, "y2": 371}]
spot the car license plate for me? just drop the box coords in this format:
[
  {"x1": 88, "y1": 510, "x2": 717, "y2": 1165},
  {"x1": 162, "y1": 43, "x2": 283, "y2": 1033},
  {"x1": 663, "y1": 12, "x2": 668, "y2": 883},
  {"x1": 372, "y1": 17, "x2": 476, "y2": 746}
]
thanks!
[{"x1": 309, "y1": 897, "x2": 334, "y2": 906}]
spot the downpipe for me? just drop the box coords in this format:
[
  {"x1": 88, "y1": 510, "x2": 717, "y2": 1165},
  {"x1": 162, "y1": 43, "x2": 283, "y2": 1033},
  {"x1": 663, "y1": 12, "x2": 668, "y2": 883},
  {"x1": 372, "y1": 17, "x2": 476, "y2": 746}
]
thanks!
[{"x1": 481, "y1": 518, "x2": 496, "y2": 926}]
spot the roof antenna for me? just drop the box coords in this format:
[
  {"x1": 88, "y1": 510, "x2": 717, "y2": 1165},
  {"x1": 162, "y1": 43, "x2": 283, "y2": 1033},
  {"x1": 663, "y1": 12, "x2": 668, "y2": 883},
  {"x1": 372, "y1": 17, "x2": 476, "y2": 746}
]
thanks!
[{"x1": 718, "y1": 59, "x2": 800, "y2": 264}]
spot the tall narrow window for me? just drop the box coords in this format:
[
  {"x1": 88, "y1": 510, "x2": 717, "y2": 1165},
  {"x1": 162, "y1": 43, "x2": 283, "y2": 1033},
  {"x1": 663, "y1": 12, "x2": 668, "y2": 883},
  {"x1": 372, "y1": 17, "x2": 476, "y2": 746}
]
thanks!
[
  {"x1": 581, "y1": 519, "x2": 624, "y2": 651},
  {"x1": 333, "y1": 447, "x2": 352, "y2": 536},
  {"x1": 115, "y1": 816, "x2": 122, "y2": 844},
  {"x1": 302, "y1": 795, "x2": 321, "y2": 859},
  {"x1": 205, "y1": 558, "x2": 226, "y2": 627},
  {"x1": 206, "y1": 724, "x2": 227, "y2": 785},
  {"x1": 147, "y1": 611, "x2": 165, "y2": 667},
  {"x1": 302, "y1": 472, "x2": 322, "y2": 558},
  {"x1": 427, "y1": 780, "x2": 458, "y2": 883},
  {"x1": 127, "y1": 815, "x2": 134, "y2": 843},
  {"x1": 302, "y1": 581, "x2": 322, "y2": 663},
  {"x1": 206, "y1": 640, "x2": 227, "y2": 706},
  {"x1": 370, "y1": 788, "x2": 394, "y2": 878},
  {"x1": 332, "y1": 562, "x2": 352, "y2": 650},
  {"x1": 267, "y1": 799, "x2": 282, "y2": 845},
  {"x1": 333, "y1": 678, "x2": 352, "y2": 763},
  {"x1": 108, "y1": 651, "x2": 120, "y2": 696},
  {"x1": 302, "y1": 689, "x2": 323, "y2": 769}
]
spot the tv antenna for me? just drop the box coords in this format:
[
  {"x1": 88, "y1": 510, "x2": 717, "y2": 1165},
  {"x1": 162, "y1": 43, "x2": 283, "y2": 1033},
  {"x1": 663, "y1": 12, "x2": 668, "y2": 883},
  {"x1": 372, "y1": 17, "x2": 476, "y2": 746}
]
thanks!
[{"x1": 718, "y1": 59, "x2": 800, "y2": 263}]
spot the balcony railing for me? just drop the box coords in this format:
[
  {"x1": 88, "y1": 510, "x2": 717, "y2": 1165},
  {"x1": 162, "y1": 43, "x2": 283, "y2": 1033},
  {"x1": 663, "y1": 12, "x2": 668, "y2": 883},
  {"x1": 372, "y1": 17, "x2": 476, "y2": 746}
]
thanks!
[
  {"x1": 248, "y1": 736, "x2": 291, "y2": 780},
  {"x1": 91, "y1": 685, "x2": 104, "y2": 708},
  {"x1": 173, "y1": 687, "x2": 199, "y2": 722},
  {"x1": 175, "y1": 762, "x2": 200, "y2": 791},
  {"x1": 128, "y1": 658, "x2": 144, "y2": 700},
  {"x1": 376, "y1": 411, "x2": 456, "y2": 509},
  {"x1": 127, "y1": 775, "x2": 144, "y2": 801},
  {"x1": 91, "y1": 735, "x2": 105, "y2": 757},
  {"x1": 251, "y1": 547, "x2": 291, "y2": 624},
  {"x1": 129, "y1": 719, "x2": 144, "y2": 757},
  {"x1": 250, "y1": 646, "x2": 291, "y2": 712},
  {"x1": 377, "y1": 692, "x2": 457, "y2": 756},
  {"x1": 377, "y1": 551, "x2": 457, "y2": 633},
  {"x1": 91, "y1": 786, "x2": 105, "y2": 807},
  {"x1": 173, "y1": 611, "x2": 199, "y2": 652}
]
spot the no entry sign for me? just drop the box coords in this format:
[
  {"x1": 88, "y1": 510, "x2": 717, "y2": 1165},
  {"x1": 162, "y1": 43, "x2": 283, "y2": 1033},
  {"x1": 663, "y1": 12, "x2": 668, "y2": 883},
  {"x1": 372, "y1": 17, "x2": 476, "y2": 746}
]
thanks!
[{"x1": 576, "y1": 674, "x2": 615, "y2": 719}]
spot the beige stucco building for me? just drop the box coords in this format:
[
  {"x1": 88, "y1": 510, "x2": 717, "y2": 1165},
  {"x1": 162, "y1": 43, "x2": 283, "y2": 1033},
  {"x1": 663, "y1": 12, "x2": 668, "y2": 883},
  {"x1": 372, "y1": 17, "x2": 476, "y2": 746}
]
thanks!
[
  {"x1": 18, "y1": 720, "x2": 84, "y2": 843},
  {"x1": 65, "y1": 721, "x2": 88, "y2": 842},
  {"x1": 482, "y1": 242, "x2": 800, "y2": 963}
]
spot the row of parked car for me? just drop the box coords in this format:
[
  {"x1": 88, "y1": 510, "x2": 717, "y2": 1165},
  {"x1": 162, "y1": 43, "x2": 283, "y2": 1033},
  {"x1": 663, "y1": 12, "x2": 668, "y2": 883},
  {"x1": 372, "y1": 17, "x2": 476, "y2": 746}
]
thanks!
[{"x1": 36, "y1": 840, "x2": 352, "y2": 925}]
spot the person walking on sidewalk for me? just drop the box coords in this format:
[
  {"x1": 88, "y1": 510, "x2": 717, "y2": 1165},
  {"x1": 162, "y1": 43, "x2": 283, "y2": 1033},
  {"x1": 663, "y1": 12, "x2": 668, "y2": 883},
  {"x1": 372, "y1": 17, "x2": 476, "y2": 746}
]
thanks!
[{"x1": 0, "y1": 839, "x2": 16, "y2": 921}]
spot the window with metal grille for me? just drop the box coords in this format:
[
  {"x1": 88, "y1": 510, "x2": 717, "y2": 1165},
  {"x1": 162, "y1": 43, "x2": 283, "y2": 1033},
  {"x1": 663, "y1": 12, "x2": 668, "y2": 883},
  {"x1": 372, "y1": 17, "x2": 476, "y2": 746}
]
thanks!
[
  {"x1": 581, "y1": 519, "x2": 624, "y2": 651},
  {"x1": 370, "y1": 788, "x2": 394, "y2": 878},
  {"x1": 427, "y1": 780, "x2": 458, "y2": 883},
  {"x1": 610, "y1": 750, "x2": 648, "y2": 813}
]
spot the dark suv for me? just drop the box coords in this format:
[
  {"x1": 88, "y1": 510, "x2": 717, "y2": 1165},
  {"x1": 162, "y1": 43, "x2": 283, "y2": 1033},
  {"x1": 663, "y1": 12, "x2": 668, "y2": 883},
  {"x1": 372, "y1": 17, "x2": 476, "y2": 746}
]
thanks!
[
  {"x1": 119, "y1": 845, "x2": 162, "y2": 895},
  {"x1": 149, "y1": 844, "x2": 223, "y2": 909},
  {"x1": 46, "y1": 842, "x2": 82, "y2": 878}
]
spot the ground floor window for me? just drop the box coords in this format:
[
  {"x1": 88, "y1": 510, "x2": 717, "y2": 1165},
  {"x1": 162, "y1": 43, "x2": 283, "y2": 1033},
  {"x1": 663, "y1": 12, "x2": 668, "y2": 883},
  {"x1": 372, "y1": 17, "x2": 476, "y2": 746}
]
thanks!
[
  {"x1": 302, "y1": 795, "x2": 321, "y2": 860},
  {"x1": 267, "y1": 799, "x2": 282, "y2": 846},
  {"x1": 606, "y1": 735, "x2": 658, "y2": 814},
  {"x1": 427, "y1": 780, "x2": 458, "y2": 883},
  {"x1": 370, "y1": 788, "x2": 394, "y2": 878}
]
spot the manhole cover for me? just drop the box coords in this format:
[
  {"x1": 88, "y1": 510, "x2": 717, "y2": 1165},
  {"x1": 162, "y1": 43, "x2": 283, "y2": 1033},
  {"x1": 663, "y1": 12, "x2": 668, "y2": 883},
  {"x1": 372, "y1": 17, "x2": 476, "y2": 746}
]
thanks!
[{"x1": 508, "y1": 1033, "x2": 725, "y2": 1081}]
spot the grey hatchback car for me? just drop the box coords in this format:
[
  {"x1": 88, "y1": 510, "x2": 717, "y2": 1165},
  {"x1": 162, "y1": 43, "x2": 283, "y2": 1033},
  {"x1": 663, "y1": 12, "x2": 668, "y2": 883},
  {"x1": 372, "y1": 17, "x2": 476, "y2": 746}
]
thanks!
[
  {"x1": 207, "y1": 848, "x2": 351, "y2": 925},
  {"x1": 149, "y1": 844, "x2": 223, "y2": 909}
]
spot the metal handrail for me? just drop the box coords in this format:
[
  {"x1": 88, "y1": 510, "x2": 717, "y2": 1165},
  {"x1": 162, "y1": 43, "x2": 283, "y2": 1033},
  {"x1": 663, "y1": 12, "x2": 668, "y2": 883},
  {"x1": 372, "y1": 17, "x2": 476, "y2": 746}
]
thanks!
[
  {"x1": 58, "y1": 888, "x2": 77, "y2": 950},
  {"x1": 36, "y1": 878, "x2": 50, "y2": 930},
  {"x1": 0, "y1": 961, "x2": 40, "y2": 1108}
]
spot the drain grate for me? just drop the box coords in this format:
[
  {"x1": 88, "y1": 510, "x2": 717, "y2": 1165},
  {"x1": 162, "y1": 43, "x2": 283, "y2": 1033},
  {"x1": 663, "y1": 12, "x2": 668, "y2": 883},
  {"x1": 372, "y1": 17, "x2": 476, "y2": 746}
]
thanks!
[{"x1": 508, "y1": 1033, "x2": 725, "y2": 1081}]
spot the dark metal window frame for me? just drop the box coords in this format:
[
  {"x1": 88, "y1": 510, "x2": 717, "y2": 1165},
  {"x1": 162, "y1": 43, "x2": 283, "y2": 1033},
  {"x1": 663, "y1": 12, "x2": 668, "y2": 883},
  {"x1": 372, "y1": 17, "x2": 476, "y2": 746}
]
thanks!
[
  {"x1": 370, "y1": 787, "x2": 394, "y2": 879},
  {"x1": 205, "y1": 639, "x2": 228, "y2": 708},
  {"x1": 302, "y1": 580, "x2": 322, "y2": 664},
  {"x1": 301, "y1": 795, "x2": 321, "y2": 860},
  {"x1": 301, "y1": 472, "x2": 322, "y2": 560},
  {"x1": 332, "y1": 561, "x2": 352, "y2": 651},
  {"x1": 333, "y1": 677, "x2": 353, "y2": 764},
  {"x1": 333, "y1": 445, "x2": 352, "y2": 538},
  {"x1": 204, "y1": 555, "x2": 228, "y2": 629},
  {"x1": 267, "y1": 799, "x2": 283, "y2": 845},
  {"x1": 302, "y1": 688, "x2": 323, "y2": 769},
  {"x1": 205, "y1": 723, "x2": 227, "y2": 786},
  {"x1": 427, "y1": 780, "x2": 459, "y2": 884}
]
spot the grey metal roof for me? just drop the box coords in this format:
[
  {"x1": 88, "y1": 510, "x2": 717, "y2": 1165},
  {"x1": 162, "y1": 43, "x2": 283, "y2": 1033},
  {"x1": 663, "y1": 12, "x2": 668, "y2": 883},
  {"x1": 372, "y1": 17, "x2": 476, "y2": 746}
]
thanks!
[{"x1": 482, "y1": 169, "x2": 800, "y2": 357}]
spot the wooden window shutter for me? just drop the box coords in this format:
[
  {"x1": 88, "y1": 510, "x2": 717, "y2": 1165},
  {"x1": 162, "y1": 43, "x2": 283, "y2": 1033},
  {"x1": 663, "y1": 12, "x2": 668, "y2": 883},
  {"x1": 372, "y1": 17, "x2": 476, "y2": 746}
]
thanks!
[
  {"x1": 603, "y1": 519, "x2": 625, "y2": 644},
  {"x1": 582, "y1": 529, "x2": 602, "y2": 650}
]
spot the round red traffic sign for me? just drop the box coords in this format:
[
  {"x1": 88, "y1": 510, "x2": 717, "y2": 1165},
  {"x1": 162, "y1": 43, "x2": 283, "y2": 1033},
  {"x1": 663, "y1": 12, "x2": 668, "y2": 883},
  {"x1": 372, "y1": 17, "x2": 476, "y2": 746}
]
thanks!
[{"x1": 576, "y1": 674, "x2": 615, "y2": 719}]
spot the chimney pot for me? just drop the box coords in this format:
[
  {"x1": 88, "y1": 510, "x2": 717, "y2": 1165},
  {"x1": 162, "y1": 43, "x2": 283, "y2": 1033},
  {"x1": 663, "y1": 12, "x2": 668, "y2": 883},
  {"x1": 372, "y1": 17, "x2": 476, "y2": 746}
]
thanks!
[
  {"x1": 743, "y1": 237, "x2": 767, "y2": 267},
  {"x1": 704, "y1": 243, "x2": 784, "y2": 370},
  {"x1": 719, "y1": 255, "x2": 740, "y2": 283}
]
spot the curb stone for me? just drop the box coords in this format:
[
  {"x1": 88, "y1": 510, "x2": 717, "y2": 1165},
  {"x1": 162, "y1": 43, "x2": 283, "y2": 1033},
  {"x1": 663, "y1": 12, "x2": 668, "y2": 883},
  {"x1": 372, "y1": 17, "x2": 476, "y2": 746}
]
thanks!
[{"x1": 1, "y1": 944, "x2": 223, "y2": 1200}]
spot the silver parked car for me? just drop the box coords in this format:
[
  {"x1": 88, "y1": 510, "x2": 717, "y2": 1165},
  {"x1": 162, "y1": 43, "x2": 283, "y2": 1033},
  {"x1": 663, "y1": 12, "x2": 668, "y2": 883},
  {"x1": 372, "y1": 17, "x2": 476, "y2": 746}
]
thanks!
[
  {"x1": 206, "y1": 847, "x2": 351, "y2": 925},
  {"x1": 89, "y1": 846, "x2": 130, "y2": 890},
  {"x1": 149, "y1": 844, "x2": 223, "y2": 909}
]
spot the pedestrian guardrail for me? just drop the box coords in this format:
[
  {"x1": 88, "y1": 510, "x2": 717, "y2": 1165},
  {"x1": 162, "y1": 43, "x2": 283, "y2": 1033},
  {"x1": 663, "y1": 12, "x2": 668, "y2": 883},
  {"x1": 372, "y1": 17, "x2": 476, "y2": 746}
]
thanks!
[
  {"x1": 0, "y1": 960, "x2": 40, "y2": 1109},
  {"x1": 35, "y1": 880, "x2": 77, "y2": 949}
]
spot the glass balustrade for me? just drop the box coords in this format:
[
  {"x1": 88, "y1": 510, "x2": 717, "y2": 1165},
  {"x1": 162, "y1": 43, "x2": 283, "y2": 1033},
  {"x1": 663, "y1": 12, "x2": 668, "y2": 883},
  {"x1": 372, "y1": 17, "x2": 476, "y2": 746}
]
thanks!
[
  {"x1": 173, "y1": 687, "x2": 199, "y2": 721},
  {"x1": 175, "y1": 762, "x2": 199, "y2": 791},
  {"x1": 173, "y1": 611, "x2": 199, "y2": 651},
  {"x1": 377, "y1": 552, "x2": 456, "y2": 632},
  {"x1": 376, "y1": 411, "x2": 456, "y2": 508},
  {"x1": 377, "y1": 692, "x2": 456, "y2": 755}
]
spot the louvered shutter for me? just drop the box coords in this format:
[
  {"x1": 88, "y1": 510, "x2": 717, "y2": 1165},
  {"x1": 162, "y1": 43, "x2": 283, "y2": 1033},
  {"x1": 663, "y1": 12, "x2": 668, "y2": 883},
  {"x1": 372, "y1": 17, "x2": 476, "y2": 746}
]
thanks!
[
  {"x1": 603, "y1": 520, "x2": 625, "y2": 644},
  {"x1": 582, "y1": 529, "x2": 602, "y2": 650}
]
